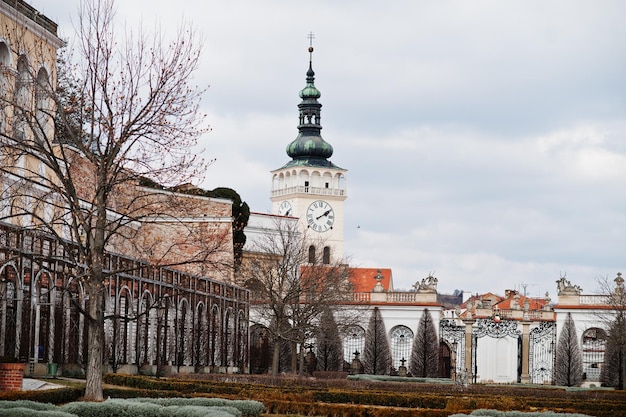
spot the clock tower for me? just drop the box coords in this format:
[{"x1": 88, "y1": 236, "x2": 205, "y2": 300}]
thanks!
[{"x1": 271, "y1": 42, "x2": 347, "y2": 262}]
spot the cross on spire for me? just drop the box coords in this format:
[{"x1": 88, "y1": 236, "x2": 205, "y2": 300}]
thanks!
[{"x1": 307, "y1": 32, "x2": 315, "y2": 62}]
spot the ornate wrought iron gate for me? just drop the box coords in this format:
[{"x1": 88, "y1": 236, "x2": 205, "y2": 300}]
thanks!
[
  {"x1": 440, "y1": 319, "x2": 465, "y2": 377},
  {"x1": 529, "y1": 321, "x2": 556, "y2": 384}
]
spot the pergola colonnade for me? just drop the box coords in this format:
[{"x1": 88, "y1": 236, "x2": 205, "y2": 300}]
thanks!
[{"x1": 0, "y1": 221, "x2": 249, "y2": 376}]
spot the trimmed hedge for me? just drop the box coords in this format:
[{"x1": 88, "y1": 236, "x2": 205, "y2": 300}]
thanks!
[
  {"x1": 449, "y1": 410, "x2": 594, "y2": 417},
  {"x1": 0, "y1": 398, "x2": 260, "y2": 417},
  {"x1": 0, "y1": 408, "x2": 77, "y2": 417},
  {"x1": 0, "y1": 387, "x2": 84, "y2": 404},
  {"x1": 348, "y1": 374, "x2": 457, "y2": 384},
  {"x1": 104, "y1": 374, "x2": 245, "y2": 396},
  {"x1": 313, "y1": 390, "x2": 448, "y2": 409},
  {"x1": 129, "y1": 397, "x2": 265, "y2": 416},
  {"x1": 263, "y1": 398, "x2": 453, "y2": 417},
  {"x1": 102, "y1": 374, "x2": 626, "y2": 417},
  {"x1": 0, "y1": 400, "x2": 57, "y2": 411},
  {"x1": 60, "y1": 400, "x2": 243, "y2": 417}
]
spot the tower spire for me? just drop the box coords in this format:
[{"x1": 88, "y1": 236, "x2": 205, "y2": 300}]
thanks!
[{"x1": 283, "y1": 35, "x2": 339, "y2": 169}]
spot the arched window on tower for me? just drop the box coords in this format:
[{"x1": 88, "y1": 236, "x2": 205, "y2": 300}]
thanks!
[
  {"x1": 308, "y1": 245, "x2": 316, "y2": 264},
  {"x1": 338, "y1": 174, "x2": 346, "y2": 195},
  {"x1": 323, "y1": 246, "x2": 330, "y2": 264}
]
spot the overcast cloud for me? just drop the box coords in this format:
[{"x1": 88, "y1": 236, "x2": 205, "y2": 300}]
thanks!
[{"x1": 37, "y1": 0, "x2": 626, "y2": 297}]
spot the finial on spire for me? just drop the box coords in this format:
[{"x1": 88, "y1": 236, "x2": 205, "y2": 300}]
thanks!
[{"x1": 307, "y1": 31, "x2": 315, "y2": 58}]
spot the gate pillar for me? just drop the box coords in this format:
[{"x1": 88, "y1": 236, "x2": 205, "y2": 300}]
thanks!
[
  {"x1": 521, "y1": 321, "x2": 530, "y2": 383},
  {"x1": 463, "y1": 319, "x2": 475, "y2": 382}
]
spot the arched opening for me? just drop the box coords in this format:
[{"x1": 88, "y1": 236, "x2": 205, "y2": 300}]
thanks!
[
  {"x1": 342, "y1": 325, "x2": 365, "y2": 371},
  {"x1": 35, "y1": 271, "x2": 53, "y2": 363},
  {"x1": 390, "y1": 325, "x2": 413, "y2": 371},
  {"x1": 176, "y1": 298, "x2": 190, "y2": 367},
  {"x1": 308, "y1": 245, "x2": 316, "y2": 264},
  {"x1": 236, "y1": 310, "x2": 247, "y2": 372},
  {"x1": 209, "y1": 305, "x2": 221, "y2": 368},
  {"x1": 582, "y1": 327, "x2": 607, "y2": 382},
  {"x1": 14, "y1": 55, "x2": 31, "y2": 145},
  {"x1": 194, "y1": 302, "x2": 207, "y2": 371},
  {"x1": 439, "y1": 341, "x2": 452, "y2": 378},
  {"x1": 224, "y1": 307, "x2": 235, "y2": 368},
  {"x1": 0, "y1": 41, "x2": 12, "y2": 135},
  {"x1": 115, "y1": 288, "x2": 132, "y2": 368},
  {"x1": 0, "y1": 264, "x2": 19, "y2": 358},
  {"x1": 249, "y1": 324, "x2": 271, "y2": 374},
  {"x1": 35, "y1": 67, "x2": 52, "y2": 144},
  {"x1": 136, "y1": 291, "x2": 153, "y2": 366}
]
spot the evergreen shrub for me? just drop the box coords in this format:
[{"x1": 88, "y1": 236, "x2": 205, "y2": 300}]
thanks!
[
  {"x1": 0, "y1": 400, "x2": 57, "y2": 411},
  {"x1": 130, "y1": 397, "x2": 265, "y2": 416},
  {"x1": 161, "y1": 405, "x2": 240, "y2": 417},
  {"x1": 59, "y1": 399, "x2": 247, "y2": 417},
  {"x1": 60, "y1": 399, "x2": 163, "y2": 417},
  {"x1": 0, "y1": 408, "x2": 77, "y2": 417}
]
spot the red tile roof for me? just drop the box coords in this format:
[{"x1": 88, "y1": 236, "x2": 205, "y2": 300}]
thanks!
[
  {"x1": 496, "y1": 294, "x2": 547, "y2": 310},
  {"x1": 349, "y1": 268, "x2": 393, "y2": 292}
]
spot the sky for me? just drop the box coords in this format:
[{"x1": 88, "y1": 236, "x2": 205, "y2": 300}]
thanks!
[{"x1": 36, "y1": 0, "x2": 626, "y2": 297}]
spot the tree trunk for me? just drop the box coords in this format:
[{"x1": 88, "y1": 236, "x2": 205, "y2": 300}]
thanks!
[
  {"x1": 291, "y1": 341, "x2": 297, "y2": 373},
  {"x1": 271, "y1": 339, "x2": 280, "y2": 375},
  {"x1": 84, "y1": 284, "x2": 104, "y2": 401},
  {"x1": 84, "y1": 190, "x2": 107, "y2": 401}
]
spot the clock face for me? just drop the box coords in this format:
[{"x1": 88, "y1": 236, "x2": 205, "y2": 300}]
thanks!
[
  {"x1": 278, "y1": 201, "x2": 292, "y2": 216},
  {"x1": 306, "y1": 200, "x2": 334, "y2": 232}
]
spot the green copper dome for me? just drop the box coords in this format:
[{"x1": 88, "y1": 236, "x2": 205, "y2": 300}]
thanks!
[
  {"x1": 286, "y1": 134, "x2": 333, "y2": 159},
  {"x1": 282, "y1": 46, "x2": 339, "y2": 169}
]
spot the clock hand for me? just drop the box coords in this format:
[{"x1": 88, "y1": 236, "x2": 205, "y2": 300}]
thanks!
[{"x1": 316, "y1": 209, "x2": 331, "y2": 220}]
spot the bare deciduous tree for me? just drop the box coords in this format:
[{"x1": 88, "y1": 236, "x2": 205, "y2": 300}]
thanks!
[
  {"x1": 0, "y1": 0, "x2": 221, "y2": 400},
  {"x1": 596, "y1": 273, "x2": 626, "y2": 389},
  {"x1": 363, "y1": 307, "x2": 391, "y2": 375},
  {"x1": 554, "y1": 312, "x2": 583, "y2": 386},
  {"x1": 409, "y1": 308, "x2": 439, "y2": 377},
  {"x1": 242, "y1": 217, "x2": 353, "y2": 375},
  {"x1": 601, "y1": 321, "x2": 622, "y2": 388}
]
